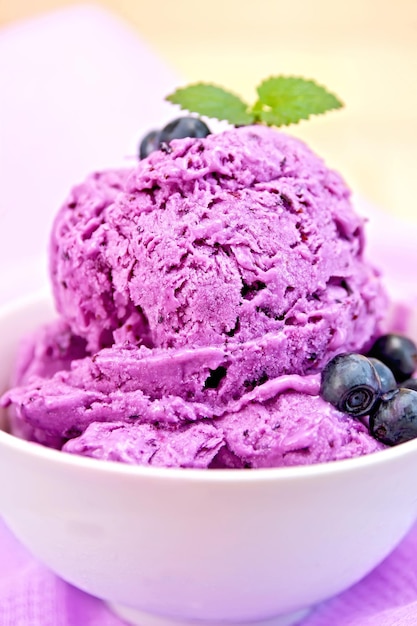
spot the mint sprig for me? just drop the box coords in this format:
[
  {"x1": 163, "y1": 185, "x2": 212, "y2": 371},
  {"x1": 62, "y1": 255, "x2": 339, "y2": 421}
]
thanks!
[
  {"x1": 166, "y1": 76, "x2": 343, "y2": 127},
  {"x1": 166, "y1": 84, "x2": 254, "y2": 127}
]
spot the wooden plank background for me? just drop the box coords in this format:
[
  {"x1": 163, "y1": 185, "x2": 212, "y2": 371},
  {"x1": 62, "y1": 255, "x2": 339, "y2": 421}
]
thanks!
[{"x1": 1, "y1": 0, "x2": 416, "y2": 221}]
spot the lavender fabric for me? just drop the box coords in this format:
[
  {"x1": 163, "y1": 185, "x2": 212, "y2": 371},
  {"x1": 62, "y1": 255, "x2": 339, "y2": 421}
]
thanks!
[{"x1": 1, "y1": 516, "x2": 417, "y2": 625}]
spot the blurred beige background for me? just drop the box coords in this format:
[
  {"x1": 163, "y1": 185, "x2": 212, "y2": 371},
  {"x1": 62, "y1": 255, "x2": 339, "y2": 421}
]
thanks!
[{"x1": 1, "y1": 0, "x2": 417, "y2": 221}]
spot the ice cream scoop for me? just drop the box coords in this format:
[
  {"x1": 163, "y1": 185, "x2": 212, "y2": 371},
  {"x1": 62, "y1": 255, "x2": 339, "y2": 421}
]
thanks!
[
  {"x1": 1, "y1": 124, "x2": 388, "y2": 467},
  {"x1": 51, "y1": 126, "x2": 385, "y2": 365}
]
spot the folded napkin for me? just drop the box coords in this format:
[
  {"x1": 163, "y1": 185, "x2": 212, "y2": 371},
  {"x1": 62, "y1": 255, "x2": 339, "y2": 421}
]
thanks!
[
  {"x1": 1, "y1": 515, "x2": 417, "y2": 626},
  {"x1": 0, "y1": 519, "x2": 127, "y2": 626},
  {"x1": 299, "y1": 520, "x2": 417, "y2": 626},
  {"x1": 0, "y1": 4, "x2": 179, "y2": 306}
]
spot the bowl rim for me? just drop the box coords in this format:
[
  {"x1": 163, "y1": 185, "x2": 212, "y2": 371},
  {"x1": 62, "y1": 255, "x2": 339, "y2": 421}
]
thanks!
[
  {"x1": 2, "y1": 291, "x2": 417, "y2": 484},
  {"x1": 2, "y1": 425, "x2": 417, "y2": 484}
]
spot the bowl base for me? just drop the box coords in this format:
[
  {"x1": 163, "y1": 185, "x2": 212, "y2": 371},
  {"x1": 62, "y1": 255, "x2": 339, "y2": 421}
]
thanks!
[{"x1": 108, "y1": 603, "x2": 310, "y2": 626}]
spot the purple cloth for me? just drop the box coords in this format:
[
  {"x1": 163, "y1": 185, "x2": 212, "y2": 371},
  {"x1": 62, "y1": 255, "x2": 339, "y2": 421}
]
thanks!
[
  {"x1": 1, "y1": 516, "x2": 417, "y2": 625},
  {"x1": 0, "y1": 519, "x2": 128, "y2": 626}
]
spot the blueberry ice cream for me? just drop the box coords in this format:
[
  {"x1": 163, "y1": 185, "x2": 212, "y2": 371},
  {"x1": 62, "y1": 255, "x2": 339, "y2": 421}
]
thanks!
[{"x1": 1, "y1": 125, "x2": 388, "y2": 467}]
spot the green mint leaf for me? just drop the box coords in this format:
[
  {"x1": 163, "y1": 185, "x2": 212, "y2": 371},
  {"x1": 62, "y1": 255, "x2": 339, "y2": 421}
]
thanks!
[
  {"x1": 166, "y1": 84, "x2": 255, "y2": 126},
  {"x1": 253, "y1": 76, "x2": 343, "y2": 126}
]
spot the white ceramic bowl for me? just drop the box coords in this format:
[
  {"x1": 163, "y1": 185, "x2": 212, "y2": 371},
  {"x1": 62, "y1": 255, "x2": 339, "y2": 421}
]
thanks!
[{"x1": 2, "y1": 294, "x2": 417, "y2": 626}]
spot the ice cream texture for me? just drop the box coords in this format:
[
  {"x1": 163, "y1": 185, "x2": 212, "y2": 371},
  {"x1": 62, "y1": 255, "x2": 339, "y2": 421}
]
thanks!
[{"x1": 2, "y1": 125, "x2": 388, "y2": 467}]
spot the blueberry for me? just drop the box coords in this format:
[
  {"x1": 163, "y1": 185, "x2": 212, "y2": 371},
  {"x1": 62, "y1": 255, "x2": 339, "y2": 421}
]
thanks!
[
  {"x1": 139, "y1": 129, "x2": 161, "y2": 159},
  {"x1": 402, "y1": 378, "x2": 417, "y2": 392},
  {"x1": 368, "y1": 334, "x2": 417, "y2": 383},
  {"x1": 368, "y1": 358, "x2": 397, "y2": 393},
  {"x1": 369, "y1": 388, "x2": 417, "y2": 445},
  {"x1": 320, "y1": 353, "x2": 381, "y2": 417},
  {"x1": 159, "y1": 117, "x2": 211, "y2": 144}
]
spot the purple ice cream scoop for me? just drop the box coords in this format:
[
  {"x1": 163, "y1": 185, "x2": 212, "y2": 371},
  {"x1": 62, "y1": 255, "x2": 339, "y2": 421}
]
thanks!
[{"x1": 2, "y1": 125, "x2": 388, "y2": 467}]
